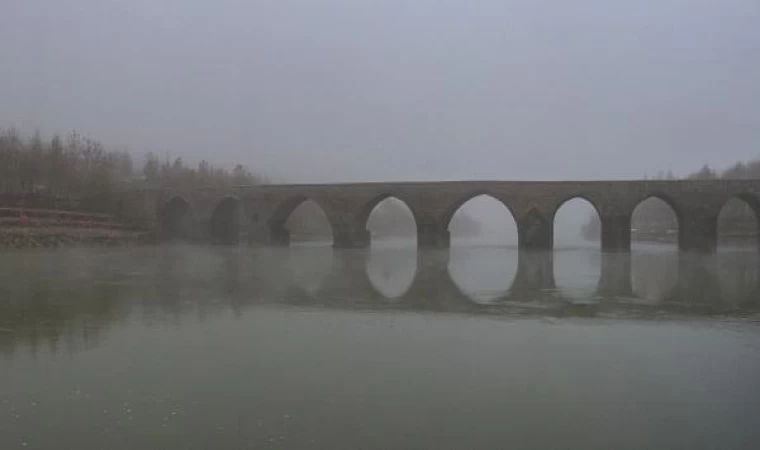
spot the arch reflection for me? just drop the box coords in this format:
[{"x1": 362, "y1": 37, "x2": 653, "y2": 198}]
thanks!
[
  {"x1": 3, "y1": 246, "x2": 760, "y2": 357},
  {"x1": 718, "y1": 197, "x2": 759, "y2": 249},
  {"x1": 287, "y1": 245, "x2": 335, "y2": 296},
  {"x1": 631, "y1": 247, "x2": 679, "y2": 303},
  {"x1": 448, "y1": 246, "x2": 517, "y2": 305},
  {"x1": 143, "y1": 247, "x2": 760, "y2": 314},
  {"x1": 366, "y1": 244, "x2": 417, "y2": 299},
  {"x1": 553, "y1": 249, "x2": 602, "y2": 302}
]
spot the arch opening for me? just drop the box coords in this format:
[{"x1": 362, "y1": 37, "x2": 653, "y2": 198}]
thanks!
[
  {"x1": 448, "y1": 194, "x2": 517, "y2": 247},
  {"x1": 280, "y1": 199, "x2": 333, "y2": 246},
  {"x1": 553, "y1": 198, "x2": 601, "y2": 301},
  {"x1": 446, "y1": 194, "x2": 518, "y2": 304},
  {"x1": 718, "y1": 197, "x2": 759, "y2": 249},
  {"x1": 365, "y1": 196, "x2": 417, "y2": 248},
  {"x1": 162, "y1": 196, "x2": 192, "y2": 241},
  {"x1": 554, "y1": 197, "x2": 601, "y2": 250},
  {"x1": 631, "y1": 196, "x2": 680, "y2": 301},
  {"x1": 631, "y1": 196, "x2": 680, "y2": 248},
  {"x1": 209, "y1": 197, "x2": 241, "y2": 245}
]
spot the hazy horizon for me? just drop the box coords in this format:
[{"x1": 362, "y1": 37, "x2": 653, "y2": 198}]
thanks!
[{"x1": 2, "y1": 0, "x2": 759, "y2": 183}]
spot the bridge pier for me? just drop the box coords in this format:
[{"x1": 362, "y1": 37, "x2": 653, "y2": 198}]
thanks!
[
  {"x1": 679, "y1": 212, "x2": 718, "y2": 253},
  {"x1": 270, "y1": 228, "x2": 291, "y2": 246},
  {"x1": 517, "y1": 210, "x2": 553, "y2": 250},
  {"x1": 403, "y1": 250, "x2": 473, "y2": 310},
  {"x1": 596, "y1": 252, "x2": 634, "y2": 298},
  {"x1": 601, "y1": 214, "x2": 632, "y2": 252},
  {"x1": 510, "y1": 250, "x2": 555, "y2": 294},
  {"x1": 319, "y1": 250, "x2": 383, "y2": 304},
  {"x1": 332, "y1": 226, "x2": 370, "y2": 249},
  {"x1": 209, "y1": 218, "x2": 241, "y2": 245},
  {"x1": 417, "y1": 222, "x2": 450, "y2": 248}
]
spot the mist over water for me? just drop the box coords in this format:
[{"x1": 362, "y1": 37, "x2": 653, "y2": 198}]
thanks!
[
  {"x1": 2, "y1": 1, "x2": 760, "y2": 447},
  {"x1": 1, "y1": 243, "x2": 759, "y2": 450}
]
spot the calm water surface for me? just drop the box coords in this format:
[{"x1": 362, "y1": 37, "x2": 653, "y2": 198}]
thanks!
[{"x1": 1, "y1": 243, "x2": 759, "y2": 449}]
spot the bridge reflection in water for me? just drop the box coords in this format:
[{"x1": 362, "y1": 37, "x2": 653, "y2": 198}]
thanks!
[
  {"x1": 142, "y1": 243, "x2": 760, "y2": 315},
  {"x1": 1, "y1": 244, "x2": 759, "y2": 357},
  {"x1": 314, "y1": 246, "x2": 757, "y2": 314}
]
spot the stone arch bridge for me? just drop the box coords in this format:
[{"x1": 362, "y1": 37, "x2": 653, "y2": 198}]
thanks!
[{"x1": 115, "y1": 179, "x2": 760, "y2": 253}]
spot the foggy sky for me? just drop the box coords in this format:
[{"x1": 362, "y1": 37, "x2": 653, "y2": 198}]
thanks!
[{"x1": 1, "y1": 0, "x2": 759, "y2": 183}]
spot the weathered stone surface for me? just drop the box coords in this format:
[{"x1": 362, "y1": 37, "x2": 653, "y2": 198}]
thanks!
[{"x1": 114, "y1": 179, "x2": 760, "y2": 252}]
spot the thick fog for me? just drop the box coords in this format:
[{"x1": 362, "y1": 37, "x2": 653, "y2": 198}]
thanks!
[{"x1": 1, "y1": 0, "x2": 759, "y2": 183}]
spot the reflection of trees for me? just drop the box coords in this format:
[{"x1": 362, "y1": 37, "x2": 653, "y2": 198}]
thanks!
[{"x1": 0, "y1": 251, "x2": 133, "y2": 358}]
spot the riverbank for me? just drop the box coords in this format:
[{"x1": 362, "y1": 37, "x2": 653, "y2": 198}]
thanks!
[
  {"x1": 0, "y1": 208, "x2": 153, "y2": 248},
  {"x1": 0, "y1": 225, "x2": 153, "y2": 249}
]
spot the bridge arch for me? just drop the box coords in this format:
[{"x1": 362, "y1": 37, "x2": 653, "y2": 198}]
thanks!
[
  {"x1": 161, "y1": 195, "x2": 193, "y2": 241},
  {"x1": 270, "y1": 196, "x2": 334, "y2": 246},
  {"x1": 442, "y1": 190, "x2": 517, "y2": 232},
  {"x1": 447, "y1": 193, "x2": 518, "y2": 244},
  {"x1": 359, "y1": 194, "x2": 419, "y2": 246},
  {"x1": 209, "y1": 196, "x2": 241, "y2": 245},
  {"x1": 631, "y1": 194, "x2": 682, "y2": 246},
  {"x1": 724, "y1": 193, "x2": 760, "y2": 218},
  {"x1": 552, "y1": 196, "x2": 602, "y2": 245},
  {"x1": 718, "y1": 195, "x2": 760, "y2": 248}
]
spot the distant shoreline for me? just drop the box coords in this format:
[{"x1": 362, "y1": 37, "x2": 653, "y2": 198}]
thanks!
[{"x1": 631, "y1": 232, "x2": 758, "y2": 245}]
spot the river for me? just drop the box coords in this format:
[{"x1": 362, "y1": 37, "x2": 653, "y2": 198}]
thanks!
[{"x1": 1, "y1": 242, "x2": 759, "y2": 449}]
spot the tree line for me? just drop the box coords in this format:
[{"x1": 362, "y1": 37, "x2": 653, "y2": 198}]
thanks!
[{"x1": 0, "y1": 128, "x2": 265, "y2": 197}]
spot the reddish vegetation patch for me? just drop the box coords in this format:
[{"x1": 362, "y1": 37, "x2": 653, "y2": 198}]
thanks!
[
  {"x1": 0, "y1": 217, "x2": 131, "y2": 230},
  {"x1": 0, "y1": 207, "x2": 152, "y2": 248}
]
